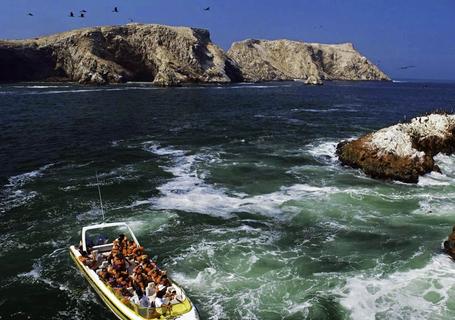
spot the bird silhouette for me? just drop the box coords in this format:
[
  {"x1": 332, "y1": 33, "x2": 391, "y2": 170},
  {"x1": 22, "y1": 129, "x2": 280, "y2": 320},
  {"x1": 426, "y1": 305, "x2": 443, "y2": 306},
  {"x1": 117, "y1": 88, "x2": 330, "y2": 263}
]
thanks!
[
  {"x1": 80, "y1": 10, "x2": 87, "y2": 13},
  {"x1": 399, "y1": 65, "x2": 416, "y2": 70},
  {"x1": 27, "y1": 12, "x2": 34, "y2": 16},
  {"x1": 69, "y1": 11, "x2": 74, "y2": 17},
  {"x1": 79, "y1": 13, "x2": 85, "y2": 18},
  {"x1": 113, "y1": 7, "x2": 119, "y2": 13},
  {"x1": 203, "y1": 7, "x2": 210, "y2": 11}
]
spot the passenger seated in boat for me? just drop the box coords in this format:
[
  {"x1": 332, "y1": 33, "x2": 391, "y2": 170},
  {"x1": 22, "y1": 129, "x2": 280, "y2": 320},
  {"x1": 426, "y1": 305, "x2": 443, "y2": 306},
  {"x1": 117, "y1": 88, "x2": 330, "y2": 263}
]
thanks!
[
  {"x1": 119, "y1": 287, "x2": 133, "y2": 304},
  {"x1": 154, "y1": 285, "x2": 168, "y2": 307},
  {"x1": 112, "y1": 253, "x2": 128, "y2": 272},
  {"x1": 130, "y1": 286, "x2": 150, "y2": 308},
  {"x1": 164, "y1": 287, "x2": 180, "y2": 305},
  {"x1": 132, "y1": 270, "x2": 147, "y2": 293},
  {"x1": 126, "y1": 240, "x2": 137, "y2": 257},
  {"x1": 114, "y1": 273, "x2": 131, "y2": 290},
  {"x1": 114, "y1": 234, "x2": 126, "y2": 246},
  {"x1": 141, "y1": 254, "x2": 151, "y2": 264},
  {"x1": 133, "y1": 245, "x2": 144, "y2": 258},
  {"x1": 133, "y1": 264, "x2": 144, "y2": 275},
  {"x1": 141, "y1": 259, "x2": 154, "y2": 273},
  {"x1": 160, "y1": 275, "x2": 171, "y2": 287},
  {"x1": 78, "y1": 250, "x2": 95, "y2": 268},
  {"x1": 98, "y1": 268, "x2": 109, "y2": 282},
  {"x1": 146, "y1": 268, "x2": 157, "y2": 283}
]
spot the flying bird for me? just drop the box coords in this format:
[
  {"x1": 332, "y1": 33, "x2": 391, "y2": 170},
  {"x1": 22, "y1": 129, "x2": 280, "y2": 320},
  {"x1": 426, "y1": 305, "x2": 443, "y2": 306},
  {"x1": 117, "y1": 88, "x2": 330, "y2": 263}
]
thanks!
[
  {"x1": 27, "y1": 12, "x2": 34, "y2": 16},
  {"x1": 203, "y1": 7, "x2": 210, "y2": 11},
  {"x1": 113, "y1": 7, "x2": 119, "y2": 13},
  {"x1": 399, "y1": 65, "x2": 416, "y2": 70},
  {"x1": 80, "y1": 10, "x2": 87, "y2": 13},
  {"x1": 69, "y1": 11, "x2": 74, "y2": 17},
  {"x1": 79, "y1": 13, "x2": 85, "y2": 18}
]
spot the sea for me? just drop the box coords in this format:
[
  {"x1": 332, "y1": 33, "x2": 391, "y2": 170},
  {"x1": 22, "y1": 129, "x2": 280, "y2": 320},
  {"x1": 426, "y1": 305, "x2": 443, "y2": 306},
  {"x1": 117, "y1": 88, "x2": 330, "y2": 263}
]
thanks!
[{"x1": 1, "y1": 80, "x2": 455, "y2": 320}]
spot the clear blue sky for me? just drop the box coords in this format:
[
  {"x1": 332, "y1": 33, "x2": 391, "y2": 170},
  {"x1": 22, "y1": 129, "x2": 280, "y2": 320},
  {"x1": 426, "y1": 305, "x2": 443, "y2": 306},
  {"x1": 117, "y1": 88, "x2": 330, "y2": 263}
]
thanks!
[{"x1": 2, "y1": 0, "x2": 455, "y2": 80}]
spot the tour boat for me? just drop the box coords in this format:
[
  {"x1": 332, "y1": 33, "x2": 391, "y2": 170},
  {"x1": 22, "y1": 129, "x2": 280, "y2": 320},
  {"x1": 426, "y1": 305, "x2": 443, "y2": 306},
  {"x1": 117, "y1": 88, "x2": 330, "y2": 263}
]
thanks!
[{"x1": 69, "y1": 222, "x2": 200, "y2": 320}]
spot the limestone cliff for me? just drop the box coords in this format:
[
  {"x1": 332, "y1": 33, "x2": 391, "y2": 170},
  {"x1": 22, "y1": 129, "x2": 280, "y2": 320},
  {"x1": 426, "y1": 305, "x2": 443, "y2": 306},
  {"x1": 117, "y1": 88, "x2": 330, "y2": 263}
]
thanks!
[
  {"x1": 336, "y1": 113, "x2": 455, "y2": 183},
  {"x1": 0, "y1": 24, "x2": 240, "y2": 85},
  {"x1": 227, "y1": 39, "x2": 390, "y2": 83}
]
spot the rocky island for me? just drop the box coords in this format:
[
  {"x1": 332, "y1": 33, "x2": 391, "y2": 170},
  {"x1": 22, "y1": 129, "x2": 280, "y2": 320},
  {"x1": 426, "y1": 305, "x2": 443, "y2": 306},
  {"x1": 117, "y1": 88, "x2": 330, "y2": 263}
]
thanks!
[
  {"x1": 336, "y1": 112, "x2": 455, "y2": 183},
  {"x1": 227, "y1": 39, "x2": 390, "y2": 84},
  {"x1": 0, "y1": 23, "x2": 389, "y2": 85},
  {"x1": 0, "y1": 24, "x2": 240, "y2": 85}
]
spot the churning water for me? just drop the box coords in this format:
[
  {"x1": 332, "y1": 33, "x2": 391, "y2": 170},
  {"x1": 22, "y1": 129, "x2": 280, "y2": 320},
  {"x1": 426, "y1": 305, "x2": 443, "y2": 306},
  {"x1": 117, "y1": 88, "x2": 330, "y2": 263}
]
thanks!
[{"x1": 1, "y1": 81, "x2": 455, "y2": 319}]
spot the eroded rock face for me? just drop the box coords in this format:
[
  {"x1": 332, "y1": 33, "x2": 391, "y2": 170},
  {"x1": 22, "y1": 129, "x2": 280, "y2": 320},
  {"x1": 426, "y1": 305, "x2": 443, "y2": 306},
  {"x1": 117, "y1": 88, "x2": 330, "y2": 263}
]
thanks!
[
  {"x1": 336, "y1": 113, "x2": 455, "y2": 183},
  {"x1": 0, "y1": 24, "x2": 238, "y2": 85},
  {"x1": 0, "y1": 25, "x2": 390, "y2": 86},
  {"x1": 227, "y1": 39, "x2": 390, "y2": 83}
]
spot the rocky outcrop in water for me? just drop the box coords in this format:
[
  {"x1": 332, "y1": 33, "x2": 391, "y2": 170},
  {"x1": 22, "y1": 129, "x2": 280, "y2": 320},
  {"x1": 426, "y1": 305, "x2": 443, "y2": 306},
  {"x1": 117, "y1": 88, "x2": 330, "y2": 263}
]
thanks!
[
  {"x1": 227, "y1": 39, "x2": 389, "y2": 84},
  {"x1": 0, "y1": 24, "x2": 240, "y2": 85},
  {"x1": 336, "y1": 113, "x2": 455, "y2": 183}
]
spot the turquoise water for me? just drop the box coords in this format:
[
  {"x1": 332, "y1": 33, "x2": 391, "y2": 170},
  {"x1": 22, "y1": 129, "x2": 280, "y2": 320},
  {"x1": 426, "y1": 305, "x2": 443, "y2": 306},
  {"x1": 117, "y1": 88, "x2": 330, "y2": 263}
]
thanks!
[{"x1": 1, "y1": 81, "x2": 455, "y2": 319}]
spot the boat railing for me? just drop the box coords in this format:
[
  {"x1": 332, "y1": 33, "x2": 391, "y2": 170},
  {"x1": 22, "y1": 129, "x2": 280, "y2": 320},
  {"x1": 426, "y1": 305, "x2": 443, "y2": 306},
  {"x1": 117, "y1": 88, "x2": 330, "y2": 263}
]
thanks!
[{"x1": 92, "y1": 243, "x2": 114, "y2": 252}]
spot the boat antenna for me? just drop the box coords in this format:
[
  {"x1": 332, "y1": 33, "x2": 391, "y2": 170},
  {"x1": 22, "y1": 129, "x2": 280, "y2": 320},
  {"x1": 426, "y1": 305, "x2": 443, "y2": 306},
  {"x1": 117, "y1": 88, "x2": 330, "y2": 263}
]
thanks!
[{"x1": 96, "y1": 172, "x2": 105, "y2": 223}]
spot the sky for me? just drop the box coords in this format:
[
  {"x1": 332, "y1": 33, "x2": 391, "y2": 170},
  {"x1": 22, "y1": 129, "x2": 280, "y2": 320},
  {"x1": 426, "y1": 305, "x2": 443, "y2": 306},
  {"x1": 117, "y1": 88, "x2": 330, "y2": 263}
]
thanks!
[{"x1": 1, "y1": 0, "x2": 455, "y2": 80}]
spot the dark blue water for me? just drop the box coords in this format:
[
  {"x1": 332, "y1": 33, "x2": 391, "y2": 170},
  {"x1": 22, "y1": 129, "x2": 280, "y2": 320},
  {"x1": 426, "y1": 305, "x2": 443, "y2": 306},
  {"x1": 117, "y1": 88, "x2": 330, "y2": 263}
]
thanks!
[{"x1": 1, "y1": 81, "x2": 455, "y2": 320}]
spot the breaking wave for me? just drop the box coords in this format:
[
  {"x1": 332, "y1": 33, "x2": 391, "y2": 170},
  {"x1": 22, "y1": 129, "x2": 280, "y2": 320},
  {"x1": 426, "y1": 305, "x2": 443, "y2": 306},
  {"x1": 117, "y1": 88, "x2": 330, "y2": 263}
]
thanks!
[{"x1": 339, "y1": 254, "x2": 455, "y2": 320}]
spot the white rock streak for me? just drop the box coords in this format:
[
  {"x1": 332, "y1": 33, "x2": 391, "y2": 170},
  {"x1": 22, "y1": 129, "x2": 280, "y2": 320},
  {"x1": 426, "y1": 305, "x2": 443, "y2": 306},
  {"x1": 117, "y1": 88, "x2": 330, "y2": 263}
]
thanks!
[{"x1": 369, "y1": 114, "x2": 455, "y2": 158}]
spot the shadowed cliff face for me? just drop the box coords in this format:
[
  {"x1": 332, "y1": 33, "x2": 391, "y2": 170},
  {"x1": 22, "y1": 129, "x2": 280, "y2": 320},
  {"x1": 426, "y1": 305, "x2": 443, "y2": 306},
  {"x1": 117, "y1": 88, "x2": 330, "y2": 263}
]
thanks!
[
  {"x1": 0, "y1": 24, "x2": 237, "y2": 85},
  {"x1": 227, "y1": 39, "x2": 390, "y2": 83},
  {"x1": 0, "y1": 43, "x2": 66, "y2": 82},
  {"x1": 336, "y1": 113, "x2": 455, "y2": 183}
]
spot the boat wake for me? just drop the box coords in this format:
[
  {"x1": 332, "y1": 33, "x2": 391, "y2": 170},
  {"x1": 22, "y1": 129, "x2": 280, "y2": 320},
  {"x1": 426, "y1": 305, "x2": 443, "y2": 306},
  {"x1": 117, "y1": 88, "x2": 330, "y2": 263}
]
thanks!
[{"x1": 140, "y1": 142, "x2": 342, "y2": 219}]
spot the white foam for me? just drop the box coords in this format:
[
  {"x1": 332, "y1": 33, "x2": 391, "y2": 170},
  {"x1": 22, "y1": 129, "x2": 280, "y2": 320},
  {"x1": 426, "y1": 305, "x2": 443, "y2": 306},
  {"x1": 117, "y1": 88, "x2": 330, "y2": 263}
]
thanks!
[
  {"x1": 211, "y1": 85, "x2": 277, "y2": 89},
  {"x1": 434, "y1": 154, "x2": 455, "y2": 177},
  {"x1": 306, "y1": 140, "x2": 339, "y2": 163},
  {"x1": 5, "y1": 163, "x2": 53, "y2": 188},
  {"x1": 294, "y1": 108, "x2": 358, "y2": 113},
  {"x1": 339, "y1": 255, "x2": 455, "y2": 320},
  {"x1": 418, "y1": 173, "x2": 452, "y2": 186},
  {"x1": 418, "y1": 154, "x2": 455, "y2": 186},
  {"x1": 12, "y1": 85, "x2": 72, "y2": 89},
  {"x1": 144, "y1": 143, "x2": 344, "y2": 218},
  {"x1": 0, "y1": 164, "x2": 53, "y2": 212},
  {"x1": 18, "y1": 87, "x2": 160, "y2": 95},
  {"x1": 18, "y1": 260, "x2": 70, "y2": 292}
]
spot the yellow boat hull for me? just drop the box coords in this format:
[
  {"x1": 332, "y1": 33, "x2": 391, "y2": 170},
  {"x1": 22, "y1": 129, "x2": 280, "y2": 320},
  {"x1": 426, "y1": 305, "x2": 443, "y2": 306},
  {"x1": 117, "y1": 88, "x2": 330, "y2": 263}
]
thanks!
[{"x1": 69, "y1": 246, "x2": 198, "y2": 320}]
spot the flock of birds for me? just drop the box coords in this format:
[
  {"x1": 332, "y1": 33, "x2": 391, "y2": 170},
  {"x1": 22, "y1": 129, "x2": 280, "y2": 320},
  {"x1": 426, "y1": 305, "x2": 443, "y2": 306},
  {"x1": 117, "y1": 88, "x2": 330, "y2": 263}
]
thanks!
[
  {"x1": 27, "y1": 7, "x2": 120, "y2": 18},
  {"x1": 26, "y1": 6, "x2": 210, "y2": 19}
]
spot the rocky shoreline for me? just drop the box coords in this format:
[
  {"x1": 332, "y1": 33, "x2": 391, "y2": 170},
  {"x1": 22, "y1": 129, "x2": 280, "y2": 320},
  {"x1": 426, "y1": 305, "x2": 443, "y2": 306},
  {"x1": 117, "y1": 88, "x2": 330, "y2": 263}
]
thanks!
[
  {"x1": 336, "y1": 112, "x2": 455, "y2": 183},
  {"x1": 0, "y1": 23, "x2": 389, "y2": 86}
]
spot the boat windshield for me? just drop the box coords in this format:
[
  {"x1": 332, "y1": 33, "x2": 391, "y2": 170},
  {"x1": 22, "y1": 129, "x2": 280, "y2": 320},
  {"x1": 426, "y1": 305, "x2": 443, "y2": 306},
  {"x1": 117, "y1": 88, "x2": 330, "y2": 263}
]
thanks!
[{"x1": 82, "y1": 223, "x2": 139, "y2": 252}]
